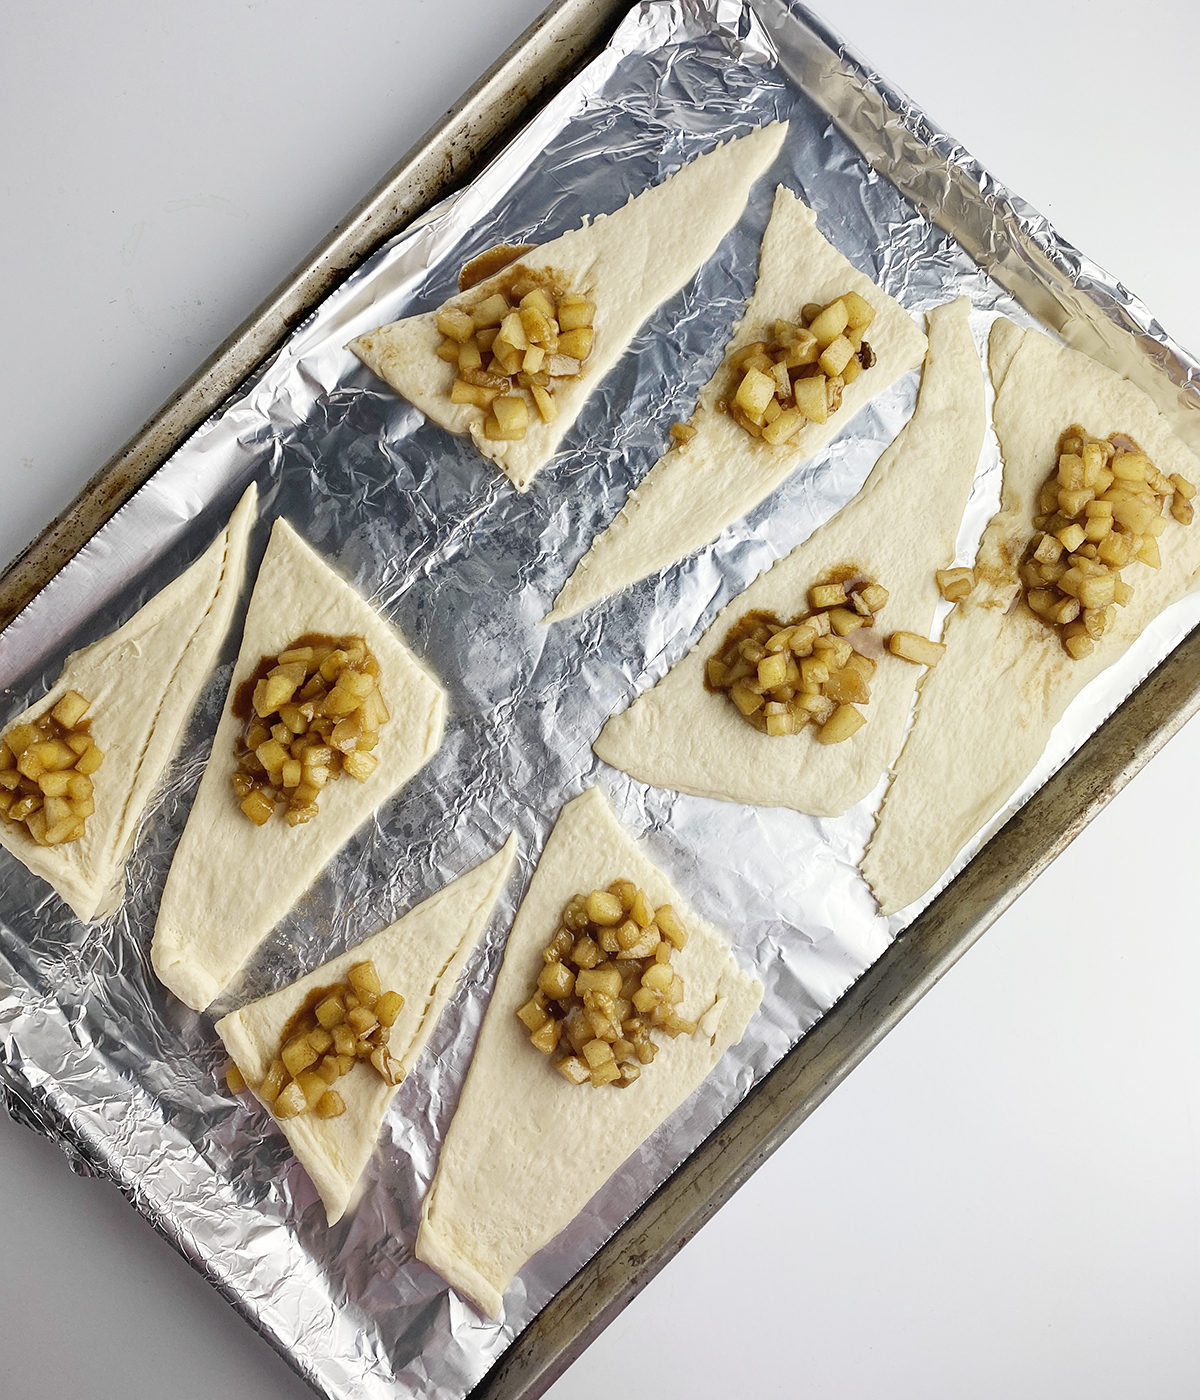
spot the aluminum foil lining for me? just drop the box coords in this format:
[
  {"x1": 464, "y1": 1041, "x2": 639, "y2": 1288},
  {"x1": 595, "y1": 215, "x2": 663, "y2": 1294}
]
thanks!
[{"x1": 2, "y1": 3, "x2": 1198, "y2": 1397}]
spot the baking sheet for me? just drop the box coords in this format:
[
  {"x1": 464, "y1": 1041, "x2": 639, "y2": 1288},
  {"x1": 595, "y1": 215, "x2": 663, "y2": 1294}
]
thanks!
[{"x1": 2, "y1": 3, "x2": 1199, "y2": 1398}]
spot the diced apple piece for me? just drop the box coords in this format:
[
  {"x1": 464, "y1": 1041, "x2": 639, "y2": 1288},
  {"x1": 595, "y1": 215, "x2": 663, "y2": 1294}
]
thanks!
[
  {"x1": 1057, "y1": 454, "x2": 1085, "y2": 490},
  {"x1": 254, "y1": 673, "x2": 297, "y2": 716},
  {"x1": 530, "y1": 384, "x2": 557, "y2": 424},
  {"x1": 558, "y1": 1056, "x2": 591, "y2": 1085},
  {"x1": 519, "y1": 286, "x2": 556, "y2": 319},
  {"x1": 585, "y1": 890, "x2": 624, "y2": 926},
  {"x1": 556, "y1": 294, "x2": 594, "y2": 330},
  {"x1": 1097, "y1": 532, "x2": 1133, "y2": 568},
  {"x1": 1076, "y1": 573, "x2": 1116, "y2": 610},
  {"x1": 757, "y1": 653, "x2": 789, "y2": 688},
  {"x1": 496, "y1": 309, "x2": 528, "y2": 352},
  {"x1": 782, "y1": 328, "x2": 820, "y2": 367},
  {"x1": 50, "y1": 691, "x2": 91, "y2": 729},
  {"x1": 450, "y1": 378, "x2": 500, "y2": 408},
  {"x1": 808, "y1": 300, "x2": 849, "y2": 347},
  {"x1": 37, "y1": 771, "x2": 73, "y2": 798},
  {"x1": 1108, "y1": 492, "x2": 1158, "y2": 536},
  {"x1": 799, "y1": 657, "x2": 830, "y2": 688},
  {"x1": 529, "y1": 1017, "x2": 562, "y2": 1054},
  {"x1": 841, "y1": 291, "x2": 875, "y2": 331},
  {"x1": 818, "y1": 335, "x2": 855, "y2": 378},
  {"x1": 456, "y1": 339, "x2": 482, "y2": 373},
  {"x1": 809, "y1": 582, "x2": 847, "y2": 609},
  {"x1": 240, "y1": 790, "x2": 274, "y2": 826},
  {"x1": 490, "y1": 339, "x2": 523, "y2": 376},
  {"x1": 734, "y1": 367, "x2": 777, "y2": 420},
  {"x1": 314, "y1": 1091, "x2": 346, "y2": 1119},
  {"x1": 1136, "y1": 535, "x2": 1161, "y2": 568},
  {"x1": 823, "y1": 667, "x2": 870, "y2": 706},
  {"x1": 74, "y1": 743, "x2": 104, "y2": 776},
  {"x1": 1053, "y1": 522, "x2": 1086, "y2": 554},
  {"x1": 3, "y1": 724, "x2": 40, "y2": 759},
  {"x1": 557, "y1": 327, "x2": 593, "y2": 362},
  {"x1": 935, "y1": 567, "x2": 975, "y2": 602},
  {"x1": 816, "y1": 703, "x2": 866, "y2": 745},
  {"x1": 761, "y1": 406, "x2": 804, "y2": 446},
  {"x1": 856, "y1": 583, "x2": 888, "y2": 613},
  {"x1": 1111, "y1": 451, "x2": 1150, "y2": 482},
  {"x1": 1058, "y1": 487, "x2": 1093, "y2": 516},
  {"x1": 519, "y1": 305, "x2": 557, "y2": 348},
  {"x1": 273, "y1": 1082, "x2": 307, "y2": 1119},
  {"x1": 1061, "y1": 621, "x2": 1094, "y2": 659},
  {"x1": 470, "y1": 293, "x2": 511, "y2": 329},
  {"x1": 888, "y1": 631, "x2": 946, "y2": 667},
  {"x1": 827, "y1": 606, "x2": 864, "y2": 636},
  {"x1": 436, "y1": 307, "x2": 476, "y2": 343},
  {"x1": 791, "y1": 373, "x2": 829, "y2": 424},
  {"x1": 342, "y1": 750, "x2": 378, "y2": 782},
  {"x1": 490, "y1": 395, "x2": 530, "y2": 441},
  {"x1": 32, "y1": 739, "x2": 77, "y2": 773}
]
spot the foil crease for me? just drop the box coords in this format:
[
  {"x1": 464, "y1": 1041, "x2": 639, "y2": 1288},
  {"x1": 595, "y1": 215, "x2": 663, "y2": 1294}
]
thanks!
[{"x1": 2, "y1": 2, "x2": 1199, "y2": 1397}]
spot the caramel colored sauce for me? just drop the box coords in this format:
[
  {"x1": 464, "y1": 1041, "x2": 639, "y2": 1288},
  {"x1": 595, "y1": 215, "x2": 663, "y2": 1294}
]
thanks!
[{"x1": 457, "y1": 243, "x2": 538, "y2": 292}]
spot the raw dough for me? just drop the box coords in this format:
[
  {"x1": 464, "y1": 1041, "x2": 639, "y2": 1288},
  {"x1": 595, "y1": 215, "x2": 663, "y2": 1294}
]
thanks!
[
  {"x1": 592, "y1": 298, "x2": 983, "y2": 817},
  {"x1": 544, "y1": 185, "x2": 930, "y2": 622},
  {"x1": 0, "y1": 484, "x2": 257, "y2": 922},
  {"x1": 153, "y1": 518, "x2": 447, "y2": 1011},
  {"x1": 415, "y1": 785, "x2": 761, "y2": 1318},
  {"x1": 862, "y1": 320, "x2": 1200, "y2": 914},
  {"x1": 347, "y1": 122, "x2": 788, "y2": 492},
  {"x1": 216, "y1": 835, "x2": 517, "y2": 1225}
]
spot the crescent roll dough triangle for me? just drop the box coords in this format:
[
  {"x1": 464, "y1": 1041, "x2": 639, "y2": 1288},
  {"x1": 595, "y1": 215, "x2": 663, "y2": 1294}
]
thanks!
[
  {"x1": 415, "y1": 786, "x2": 761, "y2": 1319},
  {"x1": 0, "y1": 484, "x2": 257, "y2": 922},
  {"x1": 861, "y1": 320, "x2": 1200, "y2": 915},
  {"x1": 153, "y1": 518, "x2": 447, "y2": 1011},
  {"x1": 544, "y1": 185, "x2": 929, "y2": 623},
  {"x1": 216, "y1": 835, "x2": 517, "y2": 1225},
  {"x1": 592, "y1": 298, "x2": 984, "y2": 817},
  {"x1": 348, "y1": 122, "x2": 788, "y2": 491}
]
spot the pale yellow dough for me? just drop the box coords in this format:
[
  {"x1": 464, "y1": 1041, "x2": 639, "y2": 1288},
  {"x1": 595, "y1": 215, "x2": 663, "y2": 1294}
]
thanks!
[
  {"x1": 544, "y1": 185, "x2": 930, "y2": 623},
  {"x1": 415, "y1": 786, "x2": 762, "y2": 1319},
  {"x1": 0, "y1": 484, "x2": 257, "y2": 922},
  {"x1": 347, "y1": 122, "x2": 788, "y2": 492},
  {"x1": 153, "y1": 518, "x2": 447, "y2": 1011},
  {"x1": 592, "y1": 298, "x2": 983, "y2": 817},
  {"x1": 862, "y1": 320, "x2": 1200, "y2": 914},
  {"x1": 216, "y1": 835, "x2": 517, "y2": 1225}
]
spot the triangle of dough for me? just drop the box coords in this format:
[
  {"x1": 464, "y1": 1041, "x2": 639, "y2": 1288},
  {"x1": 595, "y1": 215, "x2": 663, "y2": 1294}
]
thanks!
[
  {"x1": 216, "y1": 835, "x2": 517, "y2": 1225},
  {"x1": 347, "y1": 122, "x2": 788, "y2": 492},
  {"x1": 592, "y1": 298, "x2": 983, "y2": 817},
  {"x1": 415, "y1": 786, "x2": 762, "y2": 1318},
  {"x1": 862, "y1": 320, "x2": 1200, "y2": 914},
  {"x1": 153, "y1": 518, "x2": 448, "y2": 1010},
  {"x1": 0, "y1": 484, "x2": 257, "y2": 922},
  {"x1": 544, "y1": 185, "x2": 930, "y2": 622}
]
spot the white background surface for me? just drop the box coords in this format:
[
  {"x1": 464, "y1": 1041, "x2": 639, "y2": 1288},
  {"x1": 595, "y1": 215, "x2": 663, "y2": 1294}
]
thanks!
[{"x1": 2, "y1": 2, "x2": 1199, "y2": 1398}]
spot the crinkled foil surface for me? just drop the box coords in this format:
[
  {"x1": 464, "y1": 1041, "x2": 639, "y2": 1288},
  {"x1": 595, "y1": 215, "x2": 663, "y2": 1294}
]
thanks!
[{"x1": 3, "y1": 3, "x2": 1199, "y2": 1397}]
